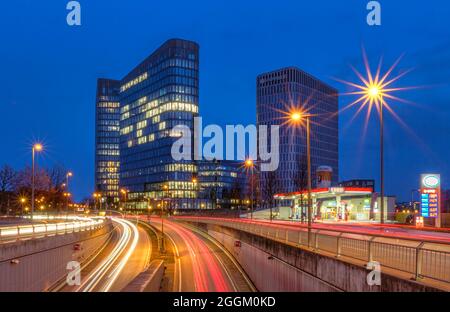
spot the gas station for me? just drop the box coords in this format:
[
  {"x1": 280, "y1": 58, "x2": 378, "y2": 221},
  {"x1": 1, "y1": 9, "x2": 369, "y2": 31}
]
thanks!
[
  {"x1": 272, "y1": 166, "x2": 394, "y2": 223},
  {"x1": 274, "y1": 186, "x2": 394, "y2": 222}
]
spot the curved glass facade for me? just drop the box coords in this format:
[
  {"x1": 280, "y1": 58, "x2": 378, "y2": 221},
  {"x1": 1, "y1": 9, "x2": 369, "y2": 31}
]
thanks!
[{"x1": 119, "y1": 39, "x2": 200, "y2": 208}]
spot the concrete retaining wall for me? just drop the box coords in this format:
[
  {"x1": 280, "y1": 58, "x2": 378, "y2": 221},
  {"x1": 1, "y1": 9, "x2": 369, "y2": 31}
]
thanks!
[
  {"x1": 185, "y1": 221, "x2": 441, "y2": 292},
  {"x1": 122, "y1": 260, "x2": 165, "y2": 292},
  {"x1": 0, "y1": 223, "x2": 113, "y2": 292}
]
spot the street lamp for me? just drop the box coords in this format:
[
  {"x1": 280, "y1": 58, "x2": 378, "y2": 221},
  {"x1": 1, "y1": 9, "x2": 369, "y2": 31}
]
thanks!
[
  {"x1": 20, "y1": 197, "x2": 26, "y2": 216},
  {"x1": 290, "y1": 112, "x2": 313, "y2": 247},
  {"x1": 147, "y1": 203, "x2": 152, "y2": 221},
  {"x1": 191, "y1": 176, "x2": 198, "y2": 207},
  {"x1": 65, "y1": 171, "x2": 73, "y2": 214},
  {"x1": 160, "y1": 184, "x2": 169, "y2": 253},
  {"x1": 93, "y1": 192, "x2": 101, "y2": 211},
  {"x1": 364, "y1": 84, "x2": 386, "y2": 224},
  {"x1": 244, "y1": 158, "x2": 256, "y2": 220},
  {"x1": 31, "y1": 143, "x2": 43, "y2": 220},
  {"x1": 120, "y1": 188, "x2": 128, "y2": 212},
  {"x1": 335, "y1": 51, "x2": 414, "y2": 224}
]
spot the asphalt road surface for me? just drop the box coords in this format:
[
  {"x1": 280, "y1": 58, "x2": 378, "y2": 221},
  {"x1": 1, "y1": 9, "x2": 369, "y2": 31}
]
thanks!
[
  {"x1": 147, "y1": 217, "x2": 255, "y2": 292},
  {"x1": 57, "y1": 217, "x2": 151, "y2": 292}
]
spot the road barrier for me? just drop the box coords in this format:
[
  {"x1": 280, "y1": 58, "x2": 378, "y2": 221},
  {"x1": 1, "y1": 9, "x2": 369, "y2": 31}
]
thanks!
[
  {"x1": 178, "y1": 217, "x2": 450, "y2": 285},
  {"x1": 0, "y1": 216, "x2": 105, "y2": 243},
  {"x1": 121, "y1": 260, "x2": 165, "y2": 292}
]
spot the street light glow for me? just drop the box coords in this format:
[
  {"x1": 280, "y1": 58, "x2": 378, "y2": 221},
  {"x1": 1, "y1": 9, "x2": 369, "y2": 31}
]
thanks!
[
  {"x1": 335, "y1": 48, "x2": 416, "y2": 132},
  {"x1": 291, "y1": 112, "x2": 301, "y2": 122},
  {"x1": 33, "y1": 143, "x2": 43, "y2": 151},
  {"x1": 368, "y1": 85, "x2": 381, "y2": 98},
  {"x1": 335, "y1": 49, "x2": 418, "y2": 225}
]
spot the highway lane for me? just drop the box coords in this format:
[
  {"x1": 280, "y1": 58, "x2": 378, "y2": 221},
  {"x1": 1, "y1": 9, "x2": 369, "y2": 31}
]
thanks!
[
  {"x1": 58, "y1": 217, "x2": 151, "y2": 292},
  {"x1": 148, "y1": 217, "x2": 255, "y2": 292}
]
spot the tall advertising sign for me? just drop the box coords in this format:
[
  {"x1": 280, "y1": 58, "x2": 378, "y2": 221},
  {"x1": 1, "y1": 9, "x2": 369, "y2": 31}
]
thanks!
[{"x1": 420, "y1": 174, "x2": 441, "y2": 228}]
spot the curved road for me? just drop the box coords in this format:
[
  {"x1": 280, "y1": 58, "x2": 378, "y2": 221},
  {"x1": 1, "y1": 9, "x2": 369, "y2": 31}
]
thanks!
[
  {"x1": 147, "y1": 217, "x2": 255, "y2": 292},
  {"x1": 57, "y1": 217, "x2": 151, "y2": 292}
]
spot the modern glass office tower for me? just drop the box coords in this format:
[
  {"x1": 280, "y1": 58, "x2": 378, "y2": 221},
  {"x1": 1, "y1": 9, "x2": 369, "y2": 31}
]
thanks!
[
  {"x1": 95, "y1": 78, "x2": 121, "y2": 204},
  {"x1": 118, "y1": 39, "x2": 199, "y2": 209},
  {"x1": 198, "y1": 160, "x2": 248, "y2": 209},
  {"x1": 256, "y1": 67, "x2": 339, "y2": 202}
]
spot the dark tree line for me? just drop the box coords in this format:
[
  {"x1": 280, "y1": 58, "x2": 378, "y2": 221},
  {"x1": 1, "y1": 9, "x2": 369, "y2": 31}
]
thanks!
[{"x1": 0, "y1": 164, "x2": 70, "y2": 215}]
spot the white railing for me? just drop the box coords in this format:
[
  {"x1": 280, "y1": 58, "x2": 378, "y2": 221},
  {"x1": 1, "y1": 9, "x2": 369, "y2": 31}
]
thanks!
[
  {"x1": 178, "y1": 217, "x2": 450, "y2": 285},
  {"x1": 0, "y1": 216, "x2": 105, "y2": 242}
]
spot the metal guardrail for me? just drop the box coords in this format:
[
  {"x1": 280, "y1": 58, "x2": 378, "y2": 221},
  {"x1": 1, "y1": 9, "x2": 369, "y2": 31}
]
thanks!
[
  {"x1": 180, "y1": 217, "x2": 450, "y2": 285},
  {"x1": 0, "y1": 216, "x2": 105, "y2": 242}
]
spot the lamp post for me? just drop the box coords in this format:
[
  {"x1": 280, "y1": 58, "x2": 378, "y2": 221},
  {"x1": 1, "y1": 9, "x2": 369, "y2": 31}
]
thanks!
[
  {"x1": 366, "y1": 86, "x2": 386, "y2": 224},
  {"x1": 65, "y1": 172, "x2": 73, "y2": 214},
  {"x1": 378, "y1": 91, "x2": 385, "y2": 224},
  {"x1": 147, "y1": 199, "x2": 152, "y2": 222},
  {"x1": 31, "y1": 143, "x2": 43, "y2": 220},
  {"x1": 335, "y1": 52, "x2": 414, "y2": 224},
  {"x1": 192, "y1": 175, "x2": 198, "y2": 210},
  {"x1": 290, "y1": 112, "x2": 313, "y2": 247},
  {"x1": 244, "y1": 159, "x2": 256, "y2": 220},
  {"x1": 160, "y1": 184, "x2": 169, "y2": 253},
  {"x1": 93, "y1": 192, "x2": 101, "y2": 211},
  {"x1": 20, "y1": 197, "x2": 26, "y2": 216},
  {"x1": 120, "y1": 188, "x2": 128, "y2": 212}
]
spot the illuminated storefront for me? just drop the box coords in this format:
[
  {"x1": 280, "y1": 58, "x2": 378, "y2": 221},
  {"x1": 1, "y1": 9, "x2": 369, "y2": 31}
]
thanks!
[{"x1": 274, "y1": 187, "x2": 394, "y2": 222}]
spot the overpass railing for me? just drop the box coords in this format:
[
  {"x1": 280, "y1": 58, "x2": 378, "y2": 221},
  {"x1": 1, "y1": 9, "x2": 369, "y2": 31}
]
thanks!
[
  {"x1": 0, "y1": 216, "x2": 105, "y2": 243},
  {"x1": 178, "y1": 217, "x2": 450, "y2": 285}
]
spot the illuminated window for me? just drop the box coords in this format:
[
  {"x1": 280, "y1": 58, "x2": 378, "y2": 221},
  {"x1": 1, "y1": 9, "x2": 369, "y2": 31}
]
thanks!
[
  {"x1": 138, "y1": 136, "x2": 147, "y2": 145},
  {"x1": 138, "y1": 96, "x2": 147, "y2": 104},
  {"x1": 152, "y1": 115, "x2": 160, "y2": 123},
  {"x1": 120, "y1": 72, "x2": 148, "y2": 92},
  {"x1": 137, "y1": 120, "x2": 147, "y2": 129},
  {"x1": 121, "y1": 125, "x2": 133, "y2": 135}
]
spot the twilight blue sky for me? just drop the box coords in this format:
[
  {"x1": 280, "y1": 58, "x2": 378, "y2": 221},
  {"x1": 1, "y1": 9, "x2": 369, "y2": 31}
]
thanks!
[{"x1": 0, "y1": 0, "x2": 449, "y2": 201}]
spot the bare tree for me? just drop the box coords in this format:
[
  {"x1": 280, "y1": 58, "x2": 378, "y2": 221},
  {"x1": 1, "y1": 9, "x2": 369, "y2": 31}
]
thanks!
[
  {"x1": 0, "y1": 165, "x2": 16, "y2": 214},
  {"x1": 0, "y1": 165, "x2": 15, "y2": 192},
  {"x1": 12, "y1": 166, "x2": 51, "y2": 192},
  {"x1": 293, "y1": 154, "x2": 308, "y2": 222},
  {"x1": 47, "y1": 166, "x2": 68, "y2": 212},
  {"x1": 263, "y1": 171, "x2": 280, "y2": 220},
  {"x1": 48, "y1": 166, "x2": 67, "y2": 191}
]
